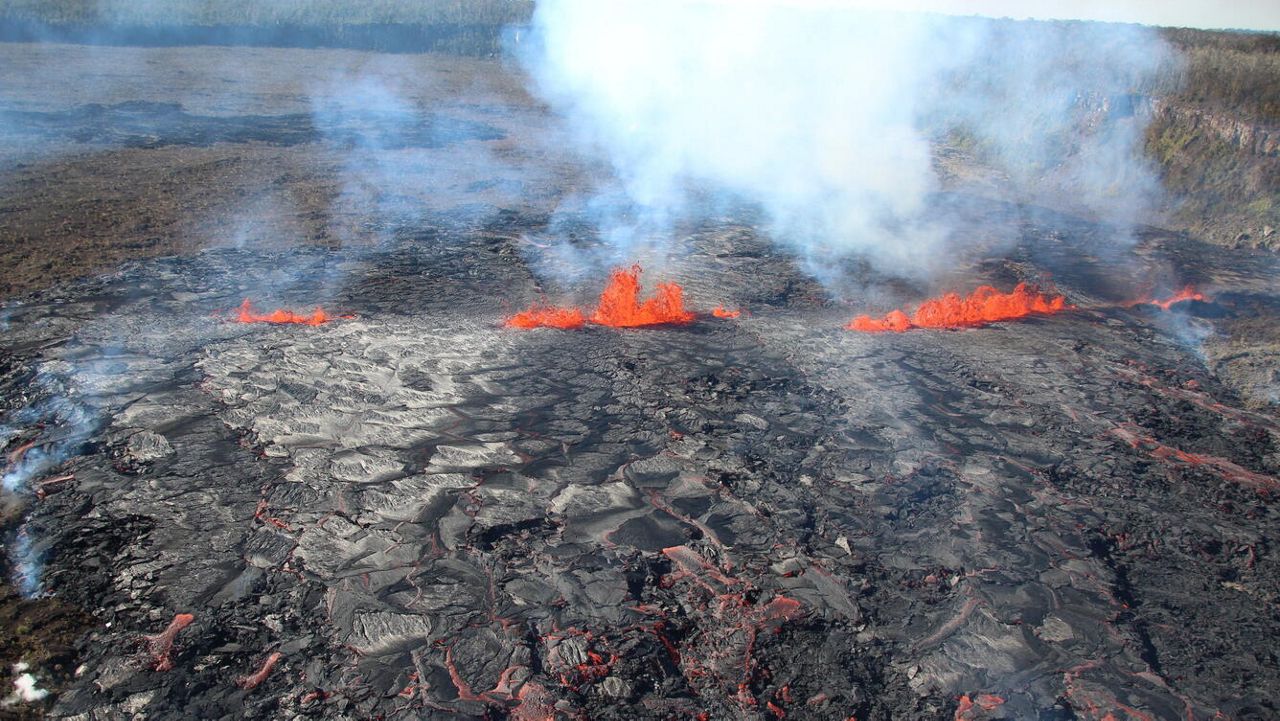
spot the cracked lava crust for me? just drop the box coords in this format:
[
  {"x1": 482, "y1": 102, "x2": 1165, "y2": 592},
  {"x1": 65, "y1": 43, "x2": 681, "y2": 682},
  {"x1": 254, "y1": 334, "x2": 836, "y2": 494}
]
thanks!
[{"x1": 1, "y1": 204, "x2": 1279, "y2": 721}]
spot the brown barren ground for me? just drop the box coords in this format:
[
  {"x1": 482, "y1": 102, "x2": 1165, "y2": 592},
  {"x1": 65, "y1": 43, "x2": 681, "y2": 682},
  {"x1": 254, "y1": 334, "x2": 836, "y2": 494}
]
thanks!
[{"x1": 0, "y1": 42, "x2": 585, "y2": 300}]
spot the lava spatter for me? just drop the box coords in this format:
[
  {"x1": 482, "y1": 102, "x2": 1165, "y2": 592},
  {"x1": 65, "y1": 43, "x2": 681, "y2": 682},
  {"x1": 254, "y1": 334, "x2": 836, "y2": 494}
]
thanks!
[
  {"x1": 506, "y1": 264, "x2": 695, "y2": 330},
  {"x1": 235, "y1": 299, "x2": 343, "y2": 326},
  {"x1": 590, "y1": 265, "x2": 696, "y2": 327},
  {"x1": 848, "y1": 284, "x2": 1069, "y2": 332}
]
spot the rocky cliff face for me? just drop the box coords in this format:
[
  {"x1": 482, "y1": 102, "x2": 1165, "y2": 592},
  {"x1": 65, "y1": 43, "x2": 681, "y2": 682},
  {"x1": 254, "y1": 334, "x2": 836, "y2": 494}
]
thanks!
[
  {"x1": 1138, "y1": 96, "x2": 1279, "y2": 251},
  {"x1": 1148, "y1": 98, "x2": 1280, "y2": 158}
]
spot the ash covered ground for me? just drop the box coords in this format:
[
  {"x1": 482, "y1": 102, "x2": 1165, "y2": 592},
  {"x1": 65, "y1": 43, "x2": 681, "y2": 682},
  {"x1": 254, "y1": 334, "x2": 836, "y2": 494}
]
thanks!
[{"x1": 1, "y1": 44, "x2": 1279, "y2": 721}]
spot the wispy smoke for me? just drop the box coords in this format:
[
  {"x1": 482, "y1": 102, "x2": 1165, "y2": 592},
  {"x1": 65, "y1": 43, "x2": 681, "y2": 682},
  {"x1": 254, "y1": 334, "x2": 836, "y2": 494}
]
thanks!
[
  {"x1": 1, "y1": 369, "x2": 100, "y2": 598},
  {"x1": 520, "y1": 0, "x2": 1174, "y2": 285}
]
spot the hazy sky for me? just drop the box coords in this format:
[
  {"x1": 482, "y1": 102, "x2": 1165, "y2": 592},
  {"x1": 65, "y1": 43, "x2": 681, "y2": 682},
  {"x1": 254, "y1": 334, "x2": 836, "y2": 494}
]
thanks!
[
  {"x1": 903, "y1": 1, "x2": 1280, "y2": 30},
  {"x1": 731, "y1": 1, "x2": 1280, "y2": 31}
]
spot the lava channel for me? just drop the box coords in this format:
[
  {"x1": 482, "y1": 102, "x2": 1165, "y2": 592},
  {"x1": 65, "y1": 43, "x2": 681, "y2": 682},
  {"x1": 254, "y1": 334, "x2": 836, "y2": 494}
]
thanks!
[
  {"x1": 847, "y1": 283, "x2": 1069, "y2": 332},
  {"x1": 507, "y1": 264, "x2": 695, "y2": 329},
  {"x1": 1128, "y1": 285, "x2": 1208, "y2": 311}
]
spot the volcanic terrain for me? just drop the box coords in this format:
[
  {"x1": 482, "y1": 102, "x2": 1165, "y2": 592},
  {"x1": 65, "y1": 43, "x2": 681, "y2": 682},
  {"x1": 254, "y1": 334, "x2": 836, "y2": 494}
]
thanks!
[{"x1": 0, "y1": 42, "x2": 1278, "y2": 721}]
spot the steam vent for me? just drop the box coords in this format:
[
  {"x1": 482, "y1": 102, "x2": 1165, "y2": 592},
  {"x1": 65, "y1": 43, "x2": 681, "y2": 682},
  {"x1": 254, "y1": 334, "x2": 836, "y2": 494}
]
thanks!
[{"x1": 2, "y1": 2, "x2": 1279, "y2": 720}]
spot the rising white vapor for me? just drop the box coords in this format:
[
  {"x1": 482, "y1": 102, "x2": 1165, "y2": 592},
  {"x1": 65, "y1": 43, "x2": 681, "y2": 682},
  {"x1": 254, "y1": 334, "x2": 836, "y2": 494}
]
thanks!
[{"x1": 521, "y1": 0, "x2": 1174, "y2": 284}]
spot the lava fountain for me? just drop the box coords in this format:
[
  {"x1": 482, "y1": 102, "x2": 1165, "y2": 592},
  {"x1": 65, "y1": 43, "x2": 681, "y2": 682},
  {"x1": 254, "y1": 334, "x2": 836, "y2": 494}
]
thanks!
[
  {"x1": 848, "y1": 284, "x2": 1069, "y2": 332},
  {"x1": 591, "y1": 265, "x2": 695, "y2": 327},
  {"x1": 507, "y1": 265, "x2": 695, "y2": 329}
]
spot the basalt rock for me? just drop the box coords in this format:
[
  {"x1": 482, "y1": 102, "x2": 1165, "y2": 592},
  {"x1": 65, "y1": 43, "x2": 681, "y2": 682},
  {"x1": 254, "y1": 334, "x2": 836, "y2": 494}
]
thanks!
[{"x1": 0, "y1": 202, "x2": 1278, "y2": 721}]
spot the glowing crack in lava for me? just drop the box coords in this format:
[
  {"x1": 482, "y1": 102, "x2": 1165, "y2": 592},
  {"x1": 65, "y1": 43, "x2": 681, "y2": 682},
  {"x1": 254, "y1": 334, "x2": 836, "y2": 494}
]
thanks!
[
  {"x1": 235, "y1": 299, "x2": 339, "y2": 326},
  {"x1": 1139, "y1": 286, "x2": 1207, "y2": 311},
  {"x1": 847, "y1": 283, "x2": 1069, "y2": 332},
  {"x1": 507, "y1": 265, "x2": 695, "y2": 329}
]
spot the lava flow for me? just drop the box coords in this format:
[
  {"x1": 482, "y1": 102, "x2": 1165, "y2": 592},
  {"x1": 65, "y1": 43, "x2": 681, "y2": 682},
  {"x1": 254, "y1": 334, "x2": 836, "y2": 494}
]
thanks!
[
  {"x1": 712, "y1": 306, "x2": 742, "y2": 319},
  {"x1": 235, "y1": 299, "x2": 340, "y2": 326},
  {"x1": 507, "y1": 265, "x2": 695, "y2": 329},
  {"x1": 848, "y1": 283, "x2": 1069, "y2": 332},
  {"x1": 505, "y1": 303, "x2": 586, "y2": 330},
  {"x1": 1133, "y1": 286, "x2": 1207, "y2": 311}
]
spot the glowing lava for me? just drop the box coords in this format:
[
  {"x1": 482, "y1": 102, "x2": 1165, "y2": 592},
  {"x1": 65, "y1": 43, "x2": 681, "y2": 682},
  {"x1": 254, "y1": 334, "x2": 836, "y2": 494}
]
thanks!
[
  {"x1": 505, "y1": 303, "x2": 587, "y2": 330},
  {"x1": 141, "y1": 613, "x2": 195, "y2": 672},
  {"x1": 1142, "y1": 286, "x2": 1207, "y2": 311},
  {"x1": 236, "y1": 299, "x2": 338, "y2": 326},
  {"x1": 506, "y1": 265, "x2": 695, "y2": 330},
  {"x1": 847, "y1": 283, "x2": 1068, "y2": 332},
  {"x1": 591, "y1": 265, "x2": 696, "y2": 327},
  {"x1": 712, "y1": 306, "x2": 742, "y2": 319},
  {"x1": 955, "y1": 693, "x2": 1006, "y2": 721}
]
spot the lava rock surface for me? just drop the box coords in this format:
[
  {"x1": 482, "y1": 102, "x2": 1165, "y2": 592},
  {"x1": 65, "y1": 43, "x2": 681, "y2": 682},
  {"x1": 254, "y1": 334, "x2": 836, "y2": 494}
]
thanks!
[{"x1": 0, "y1": 206, "x2": 1278, "y2": 721}]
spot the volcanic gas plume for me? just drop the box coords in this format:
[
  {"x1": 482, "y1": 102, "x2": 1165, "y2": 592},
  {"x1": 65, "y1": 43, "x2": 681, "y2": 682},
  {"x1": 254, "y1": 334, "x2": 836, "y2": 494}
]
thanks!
[
  {"x1": 847, "y1": 283, "x2": 1069, "y2": 332},
  {"x1": 235, "y1": 299, "x2": 342, "y2": 325},
  {"x1": 507, "y1": 265, "x2": 695, "y2": 329}
]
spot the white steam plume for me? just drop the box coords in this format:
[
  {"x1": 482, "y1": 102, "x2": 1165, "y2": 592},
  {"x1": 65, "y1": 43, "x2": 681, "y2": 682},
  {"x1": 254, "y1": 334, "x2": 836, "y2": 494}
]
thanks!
[{"x1": 521, "y1": 0, "x2": 1174, "y2": 284}]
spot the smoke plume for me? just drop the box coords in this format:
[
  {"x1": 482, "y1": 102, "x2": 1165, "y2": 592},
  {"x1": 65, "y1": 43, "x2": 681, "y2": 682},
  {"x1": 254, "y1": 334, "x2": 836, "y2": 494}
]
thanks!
[{"x1": 520, "y1": 0, "x2": 1175, "y2": 285}]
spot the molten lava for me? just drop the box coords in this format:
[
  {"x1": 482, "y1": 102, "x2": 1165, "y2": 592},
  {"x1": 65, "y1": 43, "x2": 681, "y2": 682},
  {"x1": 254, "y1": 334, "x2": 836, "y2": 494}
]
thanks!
[
  {"x1": 955, "y1": 693, "x2": 1006, "y2": 721},
  {"x1": 141, "y1": 613, "x2": 195, "y2": 672},
  {"x1": 591, "y1": 265, "x2": 695, "y2": 327},
  {"x1": 1145, "y1": 286, "x2": 1207, "y2": 311},
  {"x1": 847, "y1": 284, "x2": 1068, "y2": 332},
  {"x1": 237, "y1": 651, "x2": 282, "y2": 691},
  {"x1": 505, "y1": 303, "x2": 586, "y2": 330},
  {"x1": 712, "y1": 306, "x2": 742, "y2": 319},
  {"x1": 236, "y1": 299, "x2": 338, "y2": 326},
  {"x1": 506, "y1": 265, "x2": 695, "y2": 330}
]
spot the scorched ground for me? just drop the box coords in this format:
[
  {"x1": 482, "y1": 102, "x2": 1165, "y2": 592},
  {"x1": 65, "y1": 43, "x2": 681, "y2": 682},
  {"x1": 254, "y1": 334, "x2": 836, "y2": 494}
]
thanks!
[
  {"x1": 0, "y1": 42, "x2": 1278, "y2": 721},
  {"x1": 0, "y1": 202, "x2": 1278, "y2": 721}
]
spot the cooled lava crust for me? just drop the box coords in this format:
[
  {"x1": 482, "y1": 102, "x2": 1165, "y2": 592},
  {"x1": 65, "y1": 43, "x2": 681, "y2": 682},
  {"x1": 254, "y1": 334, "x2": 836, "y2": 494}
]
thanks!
[{"x1": 2, "y1": 206, "x2": 1279, "y2": 721}]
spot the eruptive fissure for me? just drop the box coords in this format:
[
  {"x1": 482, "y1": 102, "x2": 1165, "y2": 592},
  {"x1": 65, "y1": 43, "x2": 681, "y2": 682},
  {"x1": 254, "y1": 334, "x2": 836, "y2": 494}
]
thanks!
[
  {"x1": 235, "y1": 299, "x2": 345, "y2": 326},
  {"x1": 507, "y1": 265, "x2": 695, "y2": 329},
  {"x1": 847, "y1": 283, "x2": 1070, "y2": 332},
  {"x1": 505, "y1": 303, "x2": 587, "y2": 330},
  {"x1": 1128, "y1": 286, "x2": 1209, "y2": 311}
]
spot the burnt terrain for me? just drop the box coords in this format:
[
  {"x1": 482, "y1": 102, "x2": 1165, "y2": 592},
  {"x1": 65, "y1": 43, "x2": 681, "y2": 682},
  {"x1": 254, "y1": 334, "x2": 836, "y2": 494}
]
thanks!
[{"x1": 0, "y1": 43, "x2": 1279, "y2": 721}]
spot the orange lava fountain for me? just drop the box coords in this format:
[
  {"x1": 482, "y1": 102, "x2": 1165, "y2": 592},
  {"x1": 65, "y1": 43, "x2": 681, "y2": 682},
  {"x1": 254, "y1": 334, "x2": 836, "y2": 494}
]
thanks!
[
  {"x1": 848, "y1": 283, "x2": 1069, "y2": 332},
  {"x1": 236, "y1": 299, "x2": 337, "y2": 326},
  {"x1": 591, "y1": 265, "x2": 695, "y2": 327},
  {"x1": 506, "y1": 265, "x2": 694, "y2": 330}
]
